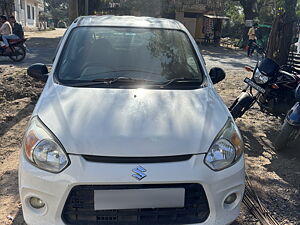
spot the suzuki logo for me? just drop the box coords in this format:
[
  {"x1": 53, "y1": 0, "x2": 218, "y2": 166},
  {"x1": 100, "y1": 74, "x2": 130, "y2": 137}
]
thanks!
[{"x1": 132, "y1": 166, "x2": 147, "y2": 181}]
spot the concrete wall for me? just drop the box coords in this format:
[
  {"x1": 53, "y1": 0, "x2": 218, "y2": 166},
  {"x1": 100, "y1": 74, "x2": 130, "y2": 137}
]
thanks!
[
  {"x1": 14, "y1": 0, "x2": 40, "y2": 28},
  {"x1": 176, "y1": 11, "x2": 204, "y2": 41}
]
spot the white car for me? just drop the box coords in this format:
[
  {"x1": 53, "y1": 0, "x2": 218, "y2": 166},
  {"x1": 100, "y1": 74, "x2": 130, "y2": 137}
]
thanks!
[{"x1": 19, "y1": 16, "x2": 245, "y2": 225}]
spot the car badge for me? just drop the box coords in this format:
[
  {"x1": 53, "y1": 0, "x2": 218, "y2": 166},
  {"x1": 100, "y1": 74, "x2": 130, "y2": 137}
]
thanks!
[{"x1": 132, "y1": 166, "x2": 147, "y2": 181}]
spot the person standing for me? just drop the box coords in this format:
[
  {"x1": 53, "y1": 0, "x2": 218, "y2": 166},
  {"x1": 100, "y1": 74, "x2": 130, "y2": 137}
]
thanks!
[
  {"x1": 247, "y1": 24, "x2": 257, "y2": 57},
  {"x1": 9, "y1": 16, "x2": 24, "y2": 39}
]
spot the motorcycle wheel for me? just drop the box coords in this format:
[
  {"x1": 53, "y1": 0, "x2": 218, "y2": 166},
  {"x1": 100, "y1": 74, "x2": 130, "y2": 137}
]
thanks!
[
  {"x1": 9, "y1": 46, "x2": 26, "y2": 62},
  {"x1": 274, "y1": 121, "x2": 300, "y2": 151},
  {"x1": 230, "y1": 92, "x2": 255, "y2": 119}
]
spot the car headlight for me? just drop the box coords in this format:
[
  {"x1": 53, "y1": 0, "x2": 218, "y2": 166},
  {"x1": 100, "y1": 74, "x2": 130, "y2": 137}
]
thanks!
[
  {"x1": 254, "y1": 69, "x2": 269, "y2": 84},
  {"x1": 204, "y1": 118, "x2": 244, "y2": 171},
  {"x1": 22, "y1": 116, "x2": 69, "y2": 173}
]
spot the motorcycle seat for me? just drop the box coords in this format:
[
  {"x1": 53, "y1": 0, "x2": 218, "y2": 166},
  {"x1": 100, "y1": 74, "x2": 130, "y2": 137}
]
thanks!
[
  {"x1": 8, "y1": 39, "x2": 21, "y2": 43},
  {"x1": 8, "y1": 38, "x2": 26, "y2": 44}
]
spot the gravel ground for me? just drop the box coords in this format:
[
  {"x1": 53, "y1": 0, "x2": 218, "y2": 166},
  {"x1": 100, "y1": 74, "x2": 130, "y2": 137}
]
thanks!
[{"x1": 0, "y1": 30, "x2": 299, "y2": 225}]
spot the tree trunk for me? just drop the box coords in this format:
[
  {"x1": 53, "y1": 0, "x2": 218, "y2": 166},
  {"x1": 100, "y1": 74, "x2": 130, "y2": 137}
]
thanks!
[
  {"x1": 240, "y1": 0, "x2": 256, "y2": 47},
  {"x1": 69, "y1": 0, "x2": 78, "y2": 24},
  {"x1": 266, "y1": 0, "x2": 297, "y2": 65}
]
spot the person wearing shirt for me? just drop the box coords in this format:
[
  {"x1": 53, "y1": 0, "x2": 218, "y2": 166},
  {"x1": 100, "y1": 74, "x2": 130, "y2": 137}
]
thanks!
[
  {"x1": 0, "y1": 15, "x2": 14, "y2": 53},
  {"x1": 247, "y1": 24, "x2": 257, "y2": 57},
  {"x1": 9, "y1": 16, "x2": 24, "y2": 39},
  {"x1": 0, "y1": 16, "x2": 12, "y2": 36}
]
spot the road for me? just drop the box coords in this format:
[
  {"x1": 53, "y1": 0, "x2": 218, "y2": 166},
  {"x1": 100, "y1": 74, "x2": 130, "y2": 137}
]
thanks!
[{"x1": 201, "y1": 45, "x2": 257, "y2": 71}]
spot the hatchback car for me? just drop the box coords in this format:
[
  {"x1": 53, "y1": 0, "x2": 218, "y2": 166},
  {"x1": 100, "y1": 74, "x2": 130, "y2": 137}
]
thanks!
[{"x1": 19, "y1": 16, "x2": 245, "y2": 225}]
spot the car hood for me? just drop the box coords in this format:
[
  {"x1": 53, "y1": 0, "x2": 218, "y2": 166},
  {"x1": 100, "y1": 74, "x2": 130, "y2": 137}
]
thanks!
[{"x1": 35, "y1": 83, "x2": 229, "y2": 157}]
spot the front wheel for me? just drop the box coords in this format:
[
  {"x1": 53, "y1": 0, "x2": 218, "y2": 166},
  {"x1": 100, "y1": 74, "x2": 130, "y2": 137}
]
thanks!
[
  {"x1": 229, "y1": 92, "x2": 255, "y2": 119},
  {"x1": 9, "y1": 45, "x2": 26, "y2": 62},
  {"x1": 274, "y1": 121, "x2": 300, "y2": 151}
]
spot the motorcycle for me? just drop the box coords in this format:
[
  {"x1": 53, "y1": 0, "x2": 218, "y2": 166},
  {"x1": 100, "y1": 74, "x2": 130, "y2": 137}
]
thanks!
[
  {"x1": 251, "y1": 42, "x2": 266, "y2": 61},
  {"x1": 229, "y1": 58, "x2": 300, "y2": 119},
  {"x1": 0, "y1": 37, "x2": 27, "y2": 62},
  {"x1": 275, "y1": 84, "x2": 300, "y2": 151}
]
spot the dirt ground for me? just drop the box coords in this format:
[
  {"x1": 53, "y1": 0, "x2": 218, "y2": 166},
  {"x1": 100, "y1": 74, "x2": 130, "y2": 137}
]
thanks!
[{"x1": 0, "y1": 30, "x2": 299, "y2": 225}]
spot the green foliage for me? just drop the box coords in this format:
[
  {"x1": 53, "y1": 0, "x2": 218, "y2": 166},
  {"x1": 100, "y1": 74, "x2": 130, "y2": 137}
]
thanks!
[
  {"x1": 45, "y1": 0, "x2": 69, "y2": 25},
  {"x1": 268, "y1": 0, "x2": 297, "y2": 17},
  {"x1": 256, "y1": 0, "x2": 276, "y2": 24},
  {"x1": 225, "y1": 1, "x2": 244, "y2": 24},
  {"x1": 123, "y1": 0, "x2": 161, "y2": 16},
  {"x1": 119, "y1": 0, "x2": 175, "y2": 18},
  {"x1": 223, "y1": 1, "x2": 244, "y2": 38},
  {"x1": 79, "y1": 0, "x2": 110, "y2": 15}
]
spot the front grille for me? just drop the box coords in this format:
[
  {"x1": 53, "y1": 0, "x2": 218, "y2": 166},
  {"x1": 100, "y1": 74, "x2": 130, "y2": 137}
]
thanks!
[
  {"x1": 62, "y1": 184, "x2": 210, "y2": 225},
  {"x1": 82, "y1": 155, "x2": 193, "y2": 164}
]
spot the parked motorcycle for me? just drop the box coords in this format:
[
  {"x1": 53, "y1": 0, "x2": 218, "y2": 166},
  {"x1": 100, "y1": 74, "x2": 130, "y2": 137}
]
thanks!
[
  {"x1": 0, "y1": 38, "x2": 27, "y2": 62},
  {"x1": 251, "y1": 42, "x2": 266, "y2": 62},
  {"x1": 274, "y1": 84, "x2": 300, "y2": 151},
  {"x1": 229, "y1": 58, "x2": 300, "y2": 119}
]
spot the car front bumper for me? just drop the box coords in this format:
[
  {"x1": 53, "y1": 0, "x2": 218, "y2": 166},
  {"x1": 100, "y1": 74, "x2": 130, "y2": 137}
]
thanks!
[{"x1": 19, "y1": 153, "x2": 245, "y2": 225}]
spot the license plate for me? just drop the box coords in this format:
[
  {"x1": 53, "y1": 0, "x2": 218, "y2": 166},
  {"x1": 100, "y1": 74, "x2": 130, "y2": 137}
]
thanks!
[
  {"x1": 244, "y1": 78, "x2": 266, "y2": 93},
  {"x1": 94, "y1": 188, "x2": 185, "y2": 210}
]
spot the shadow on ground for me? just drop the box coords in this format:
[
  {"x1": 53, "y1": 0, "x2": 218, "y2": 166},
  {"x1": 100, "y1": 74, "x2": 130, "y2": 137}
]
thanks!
[
  {"x1": 237, "y1": 120, "x2": 300, "y2": 223},
  {"x1": 12, "y1": 209, "x2": 26, "y2": 225},
  {"x1": 200, "y1": 45, "x2": 257, "y2": 70}
]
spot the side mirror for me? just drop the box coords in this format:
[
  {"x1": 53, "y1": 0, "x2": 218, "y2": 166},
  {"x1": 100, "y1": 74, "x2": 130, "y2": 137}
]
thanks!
[
  {"x1": 27, "y1": 63, "x2": 49, "y2": 82},
  {"x1": 296, "y1": 84, "x2": 300, "y2": 102},
  {"x1": 209, "y1": 67, "x2": 226, "y2": 84}
]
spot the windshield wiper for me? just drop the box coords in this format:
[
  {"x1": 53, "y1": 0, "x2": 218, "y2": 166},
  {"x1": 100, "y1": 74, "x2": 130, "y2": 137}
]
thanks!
[
  {"x1": 93, "y1": 77, "x2": 157, "y2": 84},
  {"x1": 65, "y1": 77, "x2": 157, "y2": 87},
  {"x1": 159, "y1": 77, "x2": 201, "y2": 87}
]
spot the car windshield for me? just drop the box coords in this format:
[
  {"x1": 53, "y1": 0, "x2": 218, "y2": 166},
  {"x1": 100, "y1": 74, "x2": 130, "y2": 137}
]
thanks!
[{"x1": 56, "y1": 27, "x2": 203, "y2": 85}]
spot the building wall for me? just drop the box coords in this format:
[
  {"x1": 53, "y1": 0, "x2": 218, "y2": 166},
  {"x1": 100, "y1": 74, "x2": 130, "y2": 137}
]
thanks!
[
  {"x1": 176, "y1": 0, "x2": 225, "y2": 14},
  {"x1": 175, "y1": 0, "x2": 226, "y2": 41},
  {"x1": 14, "y1": 0, "x2": 40, "y2": 28}
]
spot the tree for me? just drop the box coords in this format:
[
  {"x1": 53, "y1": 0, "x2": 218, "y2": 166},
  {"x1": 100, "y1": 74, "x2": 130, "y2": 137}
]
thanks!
[
  {"x1": 45, "y1": 0, "x2": 69, "y2": 26},
  {"x1": 0, "y1": 0, "x2": 14, "y2": 16},
  {"x1": 69, "y1": 0, "x2": 78, "y2": 23},
  {"x1": 256, "y1": 0, "x2": 277, "y2": 24},
  {"x1": 266, "y1": 0, "x2": 297, "y2": 65},
  {"x1": 223, "y1": 1, "x2": 244, "y2": 38},
  {"x1": 119, "y1": 0, "x2": 175, "y2": 18},
  {"x1": 239, "y1": 0, "x2": 257, "y2": 46},
  {"x1": 122, "y1": 0, "x2": 163, "y2": 17}
]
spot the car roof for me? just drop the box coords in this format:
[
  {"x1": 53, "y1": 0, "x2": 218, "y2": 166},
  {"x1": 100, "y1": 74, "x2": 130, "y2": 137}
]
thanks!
[{"x1": 76, "y1": 15, "x2": 183, "y2": 30}]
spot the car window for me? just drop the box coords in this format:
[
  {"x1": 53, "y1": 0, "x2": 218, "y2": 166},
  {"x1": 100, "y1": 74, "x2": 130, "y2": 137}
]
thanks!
[
  {"x1": 53, "y1": 27, "x2": 69, "y2": 62},
  {"x1": 56, "y1": 27, "x2": 203, "y2": 84}
]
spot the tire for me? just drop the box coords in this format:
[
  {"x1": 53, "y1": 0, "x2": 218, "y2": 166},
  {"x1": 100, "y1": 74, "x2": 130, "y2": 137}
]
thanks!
[
  {"x1": 275, "y1": 121, "x2": 300, "y2": 151},
  {"x1": 9, "y1": 46, "x2": 26, "y2": 62},
  {"x1": 230, "y1": 92, "x2": 255, "y2": 119}
]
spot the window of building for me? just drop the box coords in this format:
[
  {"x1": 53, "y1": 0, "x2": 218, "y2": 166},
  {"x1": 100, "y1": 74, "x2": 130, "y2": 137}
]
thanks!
[
  {"x1": 20, "y1": 0, "x2": 25, "y2": 9},
  {"x1": 27, "y1": 5, "x2": 31, "y2": 19},
  {"x1": 32, "y1": 7, "x2": 35, "y2": 20}
]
